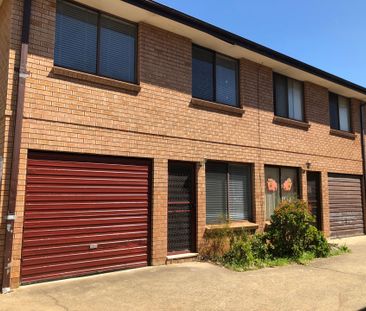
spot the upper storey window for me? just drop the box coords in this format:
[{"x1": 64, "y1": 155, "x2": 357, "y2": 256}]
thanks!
[
  {"x1": 273, "y1": 73, "x2": 304, "y2": 121},
  {"x1": 192, "y1": 45, "x2": 239, "y2": 107},
  {"x1": 54, "y1": 0, "x2": 137, "y2": 83},
  {"x1": 329, "y1": 92, "x2": 351, "y2": 132}
]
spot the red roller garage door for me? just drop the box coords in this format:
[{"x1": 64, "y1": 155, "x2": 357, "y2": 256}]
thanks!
[{"x1": 21, "y1": 151, "x2": 151, "y2": 283}]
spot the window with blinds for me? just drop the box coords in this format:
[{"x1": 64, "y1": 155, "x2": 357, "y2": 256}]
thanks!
[
  {"x1": 192, "y1": 45, "x2": 239, "y2": 107},
  {"x1": 206, "y1": 162, "x2": 251, "y2": 224},
  {"x1": 274, "y1": 73, "x2": 304, "y2": 121},
  {"x1": 55, "y1": 0, "x2": 137, "y2": 83},
  {"x1": 55, "y1": 1, "x2": 98, "y2": 74}
]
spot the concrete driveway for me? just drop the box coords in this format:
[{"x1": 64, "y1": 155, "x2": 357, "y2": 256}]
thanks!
[{"x1": 1, "y1": 236, "x2": 366, "y2": 311}]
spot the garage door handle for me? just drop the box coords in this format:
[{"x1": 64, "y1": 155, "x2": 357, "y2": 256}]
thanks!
[{"x1": 90, "y1": 244, "x2": 98, "y2": 250}]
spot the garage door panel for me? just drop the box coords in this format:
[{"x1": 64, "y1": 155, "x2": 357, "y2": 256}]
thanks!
[
  {"x1": 22, "y1": 246, "x2": 147, "y2": 267},
  {"x1": 330, "y1": 214, "x2": 364, "y2": 221},
  {"x1": 27, "y1": 185, "x2": 148, "y2": 194},
  {"x1": 23, "y1": 229, "x2": 147, "y2": 247},
  {"x1": 329, "y1": 200, "x2": 362, "y2": 205},
  {"x1": 23, "y1": 239, "x2": 147, "y2": 257},
  {"x1": 26, "y1": 201, "x2": 148, "y2": 210},
  {"x1": 328, "y1": 174, "x2": 365, "y2": 237},
  {"x1": 25, "y1": 193, "x2": 148, "y2": 202},
  {"x1": 24, "y1": 216, "x2": 148, "y2": 228},
  {"x1": 25, "y1": 209, "x2": 148, "y2": 219},
  {"x1": 23, "y1": 223, "x2": 148, "y2": 238},
  {"x1": 22, "y1": 151, "x2": 151, "y2": 284},
  {"x1": 28, "y1": 158, "x2": 149, "y2": 170},
  {"x1": 27, "y1": 176, "x2": 148, "y2": 186},
  {"x1": 27, "y1": 167, "x2": 148, "y2": 179},
  {"x1": 330, "y1": 219, "x2": 364, "y2": 226},
  {"x1": 22, "y1": 253, "x2": 148, "y2": 277},
  {"x1": 22, "y1": 261, "x2": 146, "y2": 284}
]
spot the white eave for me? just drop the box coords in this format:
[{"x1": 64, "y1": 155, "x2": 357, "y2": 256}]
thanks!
[{"x1": 75, "y1": 0, "x2": 366, "y2": 102}]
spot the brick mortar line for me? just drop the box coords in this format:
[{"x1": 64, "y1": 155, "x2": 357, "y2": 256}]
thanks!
[{"x1": 21, "y1": 115, "x2": 363, "y2": 163}]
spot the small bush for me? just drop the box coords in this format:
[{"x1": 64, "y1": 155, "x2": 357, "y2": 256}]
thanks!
[
  {"x1": 266, "y1": 199, "x2": 330, "y2": 259},
  {"x1": 250, "y1": 233, "x2": 270, "y2": 260},
  {"x1": 223, "y1": 233, "x2": 255, "y2": 268},
  {"x1": 199, "y1": 199, "x2": 346, "y2": 271}
]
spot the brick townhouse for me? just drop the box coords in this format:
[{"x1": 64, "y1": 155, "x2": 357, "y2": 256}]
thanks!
[{"x1": 0, "y1": 0, "x2": 366, "y2": 291}]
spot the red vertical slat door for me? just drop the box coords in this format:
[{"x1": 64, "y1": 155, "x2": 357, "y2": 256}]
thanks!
[{"x1": 21, "y1": 151, "x2": 150, "y2": 284}]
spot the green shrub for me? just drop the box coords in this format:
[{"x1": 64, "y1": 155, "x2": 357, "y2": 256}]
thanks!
[
  {"x1": 266, "y1": 199, "x2": 330, "y2": 259},
  {"x1": 199, "y1": 199, "x2": 341, "y2": 271},
  {"x1": 222, "y1": 232, "x2": 255, "y2": 268},
  {"x1": 250, "y1": 233, "x2": 270, "y2": 260}
]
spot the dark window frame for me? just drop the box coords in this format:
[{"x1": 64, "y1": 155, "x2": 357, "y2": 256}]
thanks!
[
  {"x1": 329, "y1": 92, "x2": 352, "y2": 132},
  {"x1": 264, "y1": 165, "x2": 301, "y2": 220},
  {"x1": 273, "y1": 72, "x2": 305, "y2": 122},
  {"x1": 265, "y1": 165, "x2": 301, "y2": 199},
  {"x1": 192, "y1": 44, "x2": 240, "y2": 107},
  {"x1": 206, "y1": 161, "x2": 252, "y2": 224},
  {"x1": 55, "y1": 0, "x2": 138, "y2": 84}
]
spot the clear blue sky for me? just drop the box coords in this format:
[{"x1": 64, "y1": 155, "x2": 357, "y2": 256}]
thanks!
[{"x1": 156, "y1": 0, "x2": 366, "y2": 87}]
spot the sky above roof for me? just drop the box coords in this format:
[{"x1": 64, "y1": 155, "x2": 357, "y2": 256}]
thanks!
[{"x1": 156, "y1": 0, "x2": 366, "y2": 87}]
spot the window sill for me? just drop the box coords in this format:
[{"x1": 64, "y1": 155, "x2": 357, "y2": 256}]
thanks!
[
  {"x1": 206, "y1": 221, "x2": 258, "y2": 231},
  {"x1": 190, "y1": 98, "x2": 244, "y2": 116},
  {"x1": 273, "y1": 116, "x2": 310, "y2": 130},
  {"x1": 52, "y1": 66, "x2": 141, "y2": 93},
  {"x1": 329, "y1": 129, "x2": 356, "y2": 140}
]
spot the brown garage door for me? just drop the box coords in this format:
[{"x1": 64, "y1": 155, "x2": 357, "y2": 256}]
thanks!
[
  {"x1": 328, "y1": 174, "x2": 365, "y2": 237},
  {"x1": 21, "y1": 151, "x2": 151, "y2": 283}
]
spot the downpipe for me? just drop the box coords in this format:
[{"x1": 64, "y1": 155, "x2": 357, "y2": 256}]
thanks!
[
  {"x1": 2, "y1": 0, "x2": 32, "y2": 294},
  {"x1": 360, "y1": 103, "x2": 366, "y2": 235}
]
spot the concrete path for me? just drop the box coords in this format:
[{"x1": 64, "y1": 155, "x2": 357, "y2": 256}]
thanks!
[{"x1": 1, "y1": 236, "x2": 366, "y2": 311}]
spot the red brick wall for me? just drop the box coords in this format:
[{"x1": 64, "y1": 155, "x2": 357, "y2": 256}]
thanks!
[{"x1": 1, "y1": 0, "x2": 365, "y2": 288}]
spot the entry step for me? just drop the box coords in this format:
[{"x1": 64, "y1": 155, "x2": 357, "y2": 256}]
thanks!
[{"x1": 166, "y1": 253, "x2": 199, "y2": 264}]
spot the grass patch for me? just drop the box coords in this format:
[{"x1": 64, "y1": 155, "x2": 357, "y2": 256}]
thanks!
[
  {"x1": 223, "y1": 257, "x2": 292, "y2": 272},
  {"x1": 221, "y1": 247, "x2": 350, "y2": 271},
  {"x1": 296, "y1": 251, "x2": 316, "y2": 265},
  {"x1": 329, "y1": 244, "x2": 351, "y2": 257}
]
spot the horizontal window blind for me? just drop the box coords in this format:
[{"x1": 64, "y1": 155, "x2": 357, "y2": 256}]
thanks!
[
  {"x1": 192, "y1": 45, "x2": 239, "y2": 107},
  {"x1": 192, "y1": 46, "x2": 214, "y2": 101},
  {"x1": 55, "y1": 0, "x2": 98, "y2": 73},
  {"x1": 206, "y1": 162, "x2": 251, "y2": 224},
  {"x1": 99, "y1": 15, "x2": 136, "y2": 82},
  {"x1": 228, "y1": 164, "x2": 251, "y2": 221},
  {"x1": 206, "y1": 162, "x2": 227, "y2": 224},
  {"x1": 55, "y1": 0, "x2": 137, "y2": 83}
]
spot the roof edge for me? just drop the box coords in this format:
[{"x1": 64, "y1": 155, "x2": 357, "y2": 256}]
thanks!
[{"x1": 122, "y1": 0, "x2": 366, "y2": 97}]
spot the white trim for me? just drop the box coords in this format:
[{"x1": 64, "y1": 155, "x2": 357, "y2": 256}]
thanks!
[
  {"x1": 74, "y1": 0, "x2": 366, "y2": 101},
  {"x1": 166, "y1": 253, "x2": 198, "y2": 260}
]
